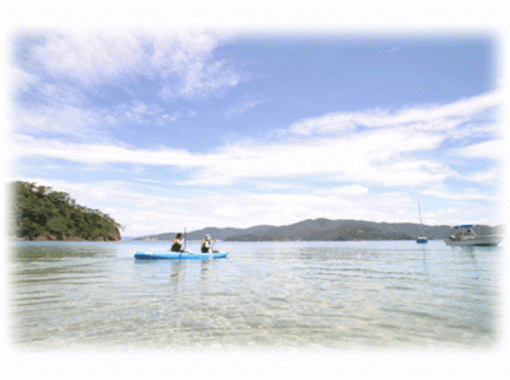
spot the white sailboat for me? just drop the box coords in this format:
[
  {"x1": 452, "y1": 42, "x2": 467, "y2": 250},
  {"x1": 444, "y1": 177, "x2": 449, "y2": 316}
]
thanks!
[{"x1": 416, "y1": 200, "x2": 428, "y2": 244}]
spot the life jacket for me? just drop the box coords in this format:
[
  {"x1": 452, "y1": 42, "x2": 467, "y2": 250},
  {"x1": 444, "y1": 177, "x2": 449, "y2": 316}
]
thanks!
[
  {"x1": 201, "y1": 239, "x2": 209, "y2": 253},
  {"x1": 171, "y1": 238, "x2": 182, "y2": 252}
]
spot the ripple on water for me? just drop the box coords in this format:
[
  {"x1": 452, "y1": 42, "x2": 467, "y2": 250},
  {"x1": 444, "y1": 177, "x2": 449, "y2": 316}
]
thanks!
[{"x1": 8, "y1": 240, "x2": 501, "y2": 349}]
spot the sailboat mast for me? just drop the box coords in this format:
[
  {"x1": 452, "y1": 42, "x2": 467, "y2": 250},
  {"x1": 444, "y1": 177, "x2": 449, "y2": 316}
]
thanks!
[
  {"x1": 417, "y1": 199, "x2": 423, "y2": 225},
  {"x1": 416, "y1": 199, "x2": 428, "y2": 243}
]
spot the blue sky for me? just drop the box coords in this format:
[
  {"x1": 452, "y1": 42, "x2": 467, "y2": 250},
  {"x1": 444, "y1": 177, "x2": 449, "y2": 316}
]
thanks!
[{"x1": 8, "y1": 31, "x2": 503, "y2": 237}]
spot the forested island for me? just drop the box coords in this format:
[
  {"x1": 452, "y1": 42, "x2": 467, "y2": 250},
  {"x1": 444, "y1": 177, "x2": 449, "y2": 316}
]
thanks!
[{"x1": 10, "y1": 181, "x2": 122, "y2": 241}]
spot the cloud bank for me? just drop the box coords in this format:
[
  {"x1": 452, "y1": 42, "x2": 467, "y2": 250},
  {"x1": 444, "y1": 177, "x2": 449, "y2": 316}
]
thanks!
[{"x1": 13, "y1": 90, "x2": 501, "y2": 189}]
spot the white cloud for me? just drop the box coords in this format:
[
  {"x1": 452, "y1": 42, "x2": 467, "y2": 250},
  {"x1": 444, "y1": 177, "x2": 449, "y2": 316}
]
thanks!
[
  {"x1": 114, "y1": 101, "x2": 163, "y2": 124},
  {"x1": 213, "y1": 205, "x2": 247, "y2": 218},
  {"x1": 25, "y1": 31, "x2": 246, "y2": 100},
  {"x1": 424, "y1": 205, "x2": 497, "y2": 227},
  {"x1": 13, "y1": 120, "x2": 451, "y2": 188},
  {"x1": 462, "y1": 167, "x2": 501, "y2": 183},
  {"x1": 179, "y1": 127, "x2": 449, "y2": 187},
  {"x1": 9, "y1": 66, "x2": 40, "y2": 92},
  {"x1": 134, "y1": 178, "x2": 161, "y2": 184},
  {"x1": 449, "y1": 139, "x2": 504, "y2": 160},
  {"x1": 421, "y1": 185, "x2": 498, "y2": 201},
  {"x1": 226, "y1": 97, "x2": 265, "y2": 116},
  {"x1": 315, "y1": 184, "x2": 369, "y2": 197},
  {"x1": 255, "y1": 181, "x2": 305, "y2": 190},
  {"x1": 289, "y1": 90, "x2": 501, "y2": 135},
  {"x1": 335, "y1": 184, "x2": 369, "y2": 196},
  {"x1": 12, "y1": 31, "x2": 249, "y2": 141},
  {"x1": 32, "y1": 32, "x2": 147, "y2": 85},
  {"x1": 14, "y1": 100, "x2": 165, "y2": 138},
  {"x1": 157, "y1": 112, "x2": 180, "y2": 125},
  {"x1": 15, "y1": 104, "x2": 106, "y2": 136},
  {"x1": 12, "y1": 134, "x2": 198, "y2": 167}
]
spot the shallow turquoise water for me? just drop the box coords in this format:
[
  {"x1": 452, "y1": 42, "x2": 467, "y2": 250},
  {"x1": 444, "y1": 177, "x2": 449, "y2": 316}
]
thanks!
[{"x1": 7, "y1": 240, "x2": 502, "y2": 350}]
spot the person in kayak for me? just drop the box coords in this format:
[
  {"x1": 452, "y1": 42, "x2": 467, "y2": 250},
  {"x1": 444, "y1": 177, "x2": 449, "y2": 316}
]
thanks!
[
  {"x1": 171, "y1": 233, "x2": 186, "y2": 252},
  {"x1": 201, "y1": 234, "x2": 218, "y2": 253}
]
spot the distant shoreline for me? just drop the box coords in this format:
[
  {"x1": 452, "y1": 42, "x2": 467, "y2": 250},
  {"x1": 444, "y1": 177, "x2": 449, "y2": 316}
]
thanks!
[{"x1": 132, "y1": 218, "x2": 503, "y2": 243}]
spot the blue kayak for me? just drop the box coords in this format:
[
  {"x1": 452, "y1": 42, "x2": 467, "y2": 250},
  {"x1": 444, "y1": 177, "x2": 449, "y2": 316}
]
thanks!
[{"x1": 134, "y1": 251, "x2": 228, "y2": 260}]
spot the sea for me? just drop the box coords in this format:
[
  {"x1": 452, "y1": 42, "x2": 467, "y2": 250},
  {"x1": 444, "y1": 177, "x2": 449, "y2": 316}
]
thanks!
[{"x1": 6, "y1": 239, "x2": 504, "y2": 352}]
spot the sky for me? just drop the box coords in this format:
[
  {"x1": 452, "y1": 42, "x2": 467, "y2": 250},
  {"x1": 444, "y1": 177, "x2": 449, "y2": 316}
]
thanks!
[{"x1": 6, "y1": 30, "x2": 504, "y2": 237}]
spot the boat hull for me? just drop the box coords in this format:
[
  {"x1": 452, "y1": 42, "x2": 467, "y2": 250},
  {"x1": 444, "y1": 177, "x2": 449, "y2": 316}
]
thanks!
[
  {"x1": 134, "y1": 251, "x2": 229, "y2": 260},
  {"x1": 444, "y1": 236, "x2": 501, "y2": 247}
]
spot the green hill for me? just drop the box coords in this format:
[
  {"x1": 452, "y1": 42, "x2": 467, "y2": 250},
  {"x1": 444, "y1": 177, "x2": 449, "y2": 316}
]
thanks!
[
  {"x1": 135, "y1": 218, "x2": 502, "y2": 242},
  {"x1": 10, "y1": 181, "x2": 122, "y2": 241}
]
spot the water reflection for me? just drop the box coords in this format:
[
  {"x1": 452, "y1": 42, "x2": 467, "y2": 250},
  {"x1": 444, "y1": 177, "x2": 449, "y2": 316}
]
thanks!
[
  {"x1": 10, "y1": 242, "x2": 112, "y2": 286},
  {"x1": 11, "y1": 241, "x2": 118, "y2": 261},
  {"x1": 420, "y1": 246, "x2": 429, "y2": 281},
  {"x1": 200, "y1": 260, "x2": 211, "y2": 282},
  {"x1": 170, "y1": 262, "x2": 184, "y2": 284}
]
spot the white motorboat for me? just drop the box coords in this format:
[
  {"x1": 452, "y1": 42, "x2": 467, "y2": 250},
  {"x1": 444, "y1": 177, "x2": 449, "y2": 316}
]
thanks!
[{"x1": 444, "y1": 225, "x2": 502, "y2": 247}]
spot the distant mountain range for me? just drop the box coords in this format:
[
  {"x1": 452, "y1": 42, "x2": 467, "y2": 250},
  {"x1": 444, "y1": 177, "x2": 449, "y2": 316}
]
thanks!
[{"x1": 134, "y1": 218, "x2": 503, "y2": 242}]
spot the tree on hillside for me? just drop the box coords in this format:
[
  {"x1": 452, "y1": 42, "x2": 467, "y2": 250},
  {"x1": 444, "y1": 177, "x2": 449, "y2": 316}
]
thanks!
[{"x1": 11, "y1": 181, "x2": 122, "y2": 241}]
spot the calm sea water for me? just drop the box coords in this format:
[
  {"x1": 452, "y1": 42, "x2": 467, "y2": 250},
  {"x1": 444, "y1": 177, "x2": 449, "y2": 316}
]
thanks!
[{"x1": 7, "y1": 240, "x2": 502, "y2": 350}]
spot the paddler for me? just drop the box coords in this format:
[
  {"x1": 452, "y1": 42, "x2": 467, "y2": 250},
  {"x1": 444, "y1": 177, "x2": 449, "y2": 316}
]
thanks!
[
  {"x1": 201, "y1": 234, "x2": 218, "y2": 253},
  {"x1": 170, "y1": 232, "x2": 186, "y2": 252}
]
